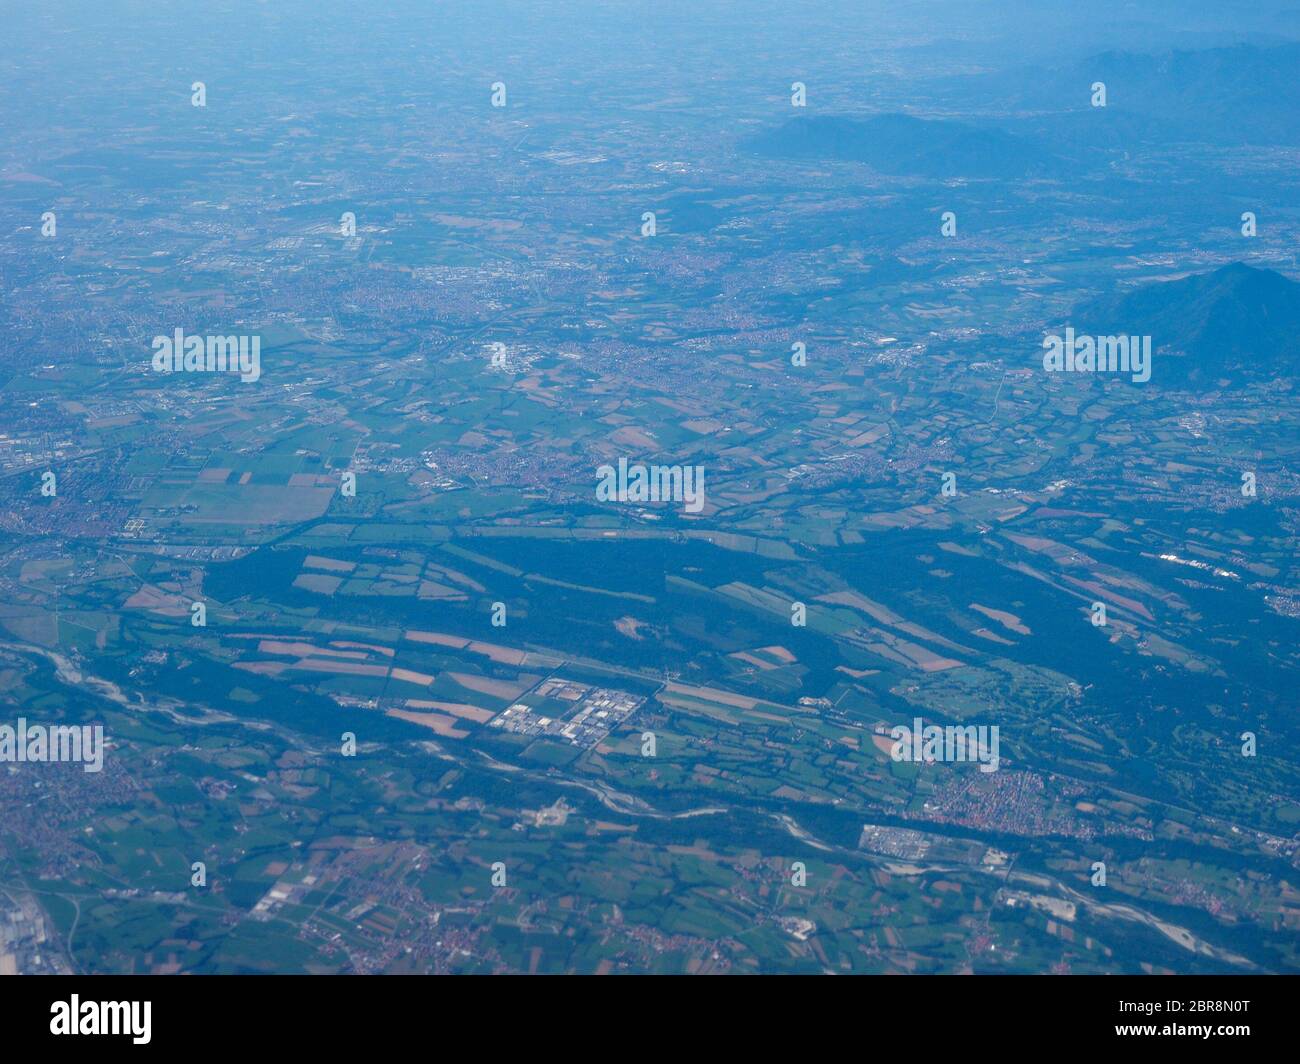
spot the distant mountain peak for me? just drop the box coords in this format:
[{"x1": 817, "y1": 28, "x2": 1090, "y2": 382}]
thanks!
[{"x1": 1072, "y1": 263, "x2": 1300, "y2": 384}]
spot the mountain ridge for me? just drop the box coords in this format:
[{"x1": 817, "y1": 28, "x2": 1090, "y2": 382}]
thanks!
[{"x1": 1072, "y1": 263, "x2": 1300, "y2": 384}]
